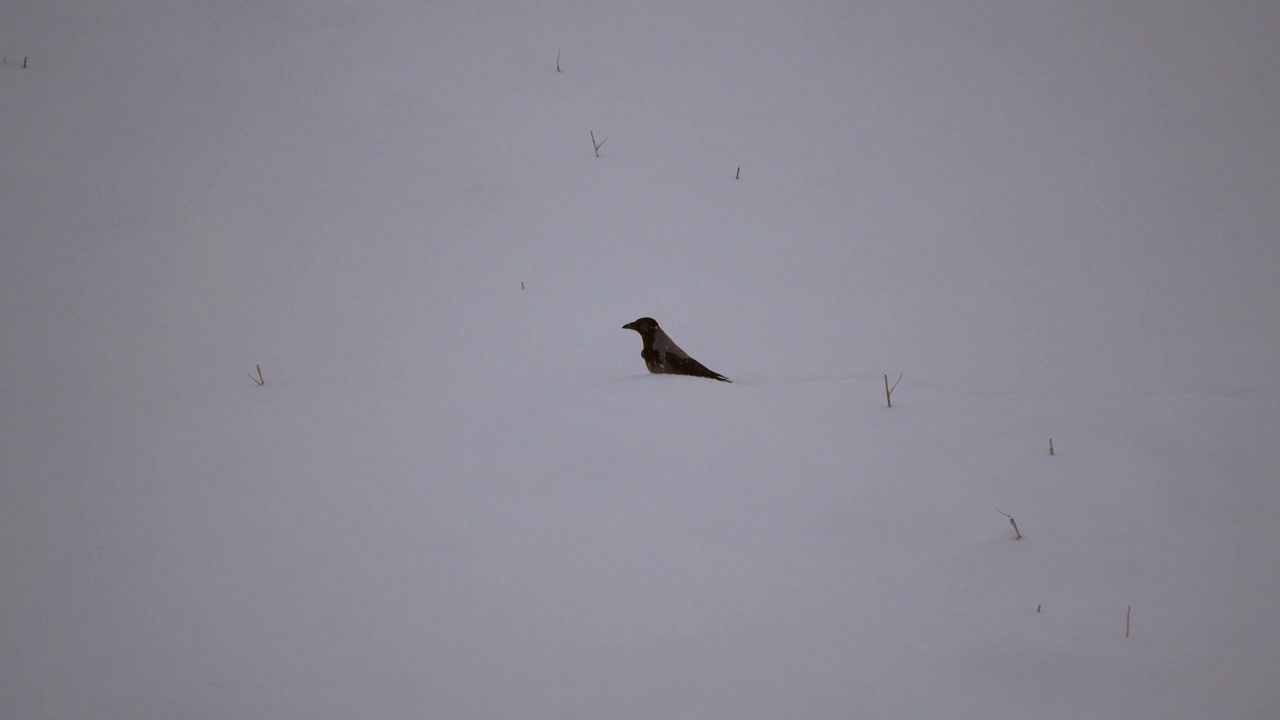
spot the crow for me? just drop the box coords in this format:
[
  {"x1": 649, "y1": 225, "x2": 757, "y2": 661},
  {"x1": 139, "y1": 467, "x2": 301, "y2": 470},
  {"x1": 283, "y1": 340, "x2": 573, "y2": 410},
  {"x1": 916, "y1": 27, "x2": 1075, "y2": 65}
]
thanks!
[{"x1": 622, "y1": 317, "x2": 731, "y2": 382}]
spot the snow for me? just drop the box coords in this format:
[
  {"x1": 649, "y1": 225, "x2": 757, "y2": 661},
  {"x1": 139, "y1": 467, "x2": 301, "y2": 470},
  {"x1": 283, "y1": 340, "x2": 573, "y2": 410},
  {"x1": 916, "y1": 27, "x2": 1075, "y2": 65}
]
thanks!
[{"x1": 2, "y1": 2, "x2": 1279, "y2": 718}]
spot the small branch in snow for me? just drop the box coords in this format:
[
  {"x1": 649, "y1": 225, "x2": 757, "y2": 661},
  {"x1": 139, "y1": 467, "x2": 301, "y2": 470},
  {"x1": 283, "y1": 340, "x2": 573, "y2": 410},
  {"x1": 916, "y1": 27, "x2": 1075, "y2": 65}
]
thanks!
[
  {"x1": 556, "y1": 49, "x2": 562, "y2": 73},
  {"x1": 1126, "y1": 605, "x2": 1131, "y2": 638},
  {"x1": 996, "y1": 507, "x2": 1022, "y2": 540},
  {"x1": 1049, "y1": 438, "x2": 1055, "y2": 456},
  {"x1": 1036, "y1": 604, "x2": 1042, "y2": 613},
  {"x1": 248, "y1": 364, "x2": 265, "y2": 386},
  {"x1": 884, "y1": 373, "x2": 902, "y2": 408},
  {"x1": 735, "y1": 166, "x2": 741, "y2": 180},
  {"x1": 590, "y1": 130, "x2": 607, "y2": 157},
  {"x1": 24, "y1": 57, "x2": 29, "y2": 69}
]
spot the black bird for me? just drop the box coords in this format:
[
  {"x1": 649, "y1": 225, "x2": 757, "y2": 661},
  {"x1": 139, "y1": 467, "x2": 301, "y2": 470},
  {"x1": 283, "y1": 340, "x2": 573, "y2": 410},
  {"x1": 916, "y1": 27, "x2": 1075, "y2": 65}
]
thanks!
[{"x1": 622, "y1": 317, "x2": 731, "y2": 382}]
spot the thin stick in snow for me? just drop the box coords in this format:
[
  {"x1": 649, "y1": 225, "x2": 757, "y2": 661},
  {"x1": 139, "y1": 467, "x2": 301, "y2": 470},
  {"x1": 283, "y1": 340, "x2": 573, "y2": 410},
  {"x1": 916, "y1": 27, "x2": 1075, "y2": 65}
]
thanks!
[
  {"x1": 1049, "y1": 438, "x2": 1055, "y2": 456},
  {"x1": 884, "y1": 373, "x2": 902, "y2": 408},
  {"x1": 996, "y1": 508, "x2": 1022, "y2": 540},
  {"x1": 556, "y1": 49, "x2": 561, "y2": 73},
  {"x1": 590, "y1": 130, "x2": 607, "y2": 157},
  {"x1": 248, "y1": 364, "x2": 265, "y2": 386},
  {"x1": 1126, "y1": 605, "x2": 1131, "y2": 637}
]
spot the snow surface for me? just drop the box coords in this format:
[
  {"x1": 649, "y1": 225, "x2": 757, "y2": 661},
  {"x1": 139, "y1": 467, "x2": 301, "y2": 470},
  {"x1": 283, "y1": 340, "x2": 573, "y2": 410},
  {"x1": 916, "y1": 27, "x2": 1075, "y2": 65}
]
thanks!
[{"x1": 3, "y1": 2, "x2": 1279, "y2": 718}]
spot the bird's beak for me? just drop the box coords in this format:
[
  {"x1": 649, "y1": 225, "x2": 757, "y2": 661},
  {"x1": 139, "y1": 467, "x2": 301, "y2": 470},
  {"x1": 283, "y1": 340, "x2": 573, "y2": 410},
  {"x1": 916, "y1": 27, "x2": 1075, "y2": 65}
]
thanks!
[{"x1": 622, "y1": 322, "x2": 633, "y2": 330}]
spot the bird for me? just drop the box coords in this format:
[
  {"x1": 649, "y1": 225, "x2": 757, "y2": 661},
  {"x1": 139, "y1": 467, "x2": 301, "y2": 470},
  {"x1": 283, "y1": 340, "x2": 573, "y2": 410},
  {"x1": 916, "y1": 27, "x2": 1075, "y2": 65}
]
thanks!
[{"x1": 622, "y1": 317, "x2": 731, "y2": 382}]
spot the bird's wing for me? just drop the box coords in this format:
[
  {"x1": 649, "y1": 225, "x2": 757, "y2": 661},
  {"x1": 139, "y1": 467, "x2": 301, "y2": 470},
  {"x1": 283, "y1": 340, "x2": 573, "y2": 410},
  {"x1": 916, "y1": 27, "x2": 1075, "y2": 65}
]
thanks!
[
  {"x1": 651, "y1": 328, "x2": 690, "y2": 364},
  {"x1": 666, "y1": 354, "x2": 731, "y2": 382},
  {"x1": 653, "y1": 328, "x2": 730, "y2": 381}
]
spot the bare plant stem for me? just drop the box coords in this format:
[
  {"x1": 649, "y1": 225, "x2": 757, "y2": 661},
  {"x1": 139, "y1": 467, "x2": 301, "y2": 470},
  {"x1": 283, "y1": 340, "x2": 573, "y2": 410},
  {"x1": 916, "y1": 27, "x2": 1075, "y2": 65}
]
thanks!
[
  {"x1": 735, "y1": 166, "x2": 741, "y2": 180},
  {"x1": 884, "y1": 373, "x2": 902, "y2": 408},
  {"x1": 590, "y1": 131, "x2": 606, "y2": 157},
  {"x1": 556, "y1": 49, "x2": 561, "y2": 73},
  {"x1": 248, "y1": 364, "x2": 265, "y2": 386},
  {"x1": 1049, "y1": 438, "x2": 1055, "y2": 456},
  {"x1": 1126, "y1": 605, "x2": 1131, "y2": 637},
  {"x1": 996, "y1": 508, "x2": 1022, "y2": 539}
]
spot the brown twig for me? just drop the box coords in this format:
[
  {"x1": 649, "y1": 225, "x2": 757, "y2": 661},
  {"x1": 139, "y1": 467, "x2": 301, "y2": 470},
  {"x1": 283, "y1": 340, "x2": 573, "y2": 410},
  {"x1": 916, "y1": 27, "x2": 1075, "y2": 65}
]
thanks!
[
  {"x1": 590, "y1": 130, "x2": 607, "y2": 157},
  {"x1": 556, "y1": 49, "x2": 561, "y2": 73},
  {"x1": 996, "y1": 508, "x2": 1022, "y2": 540},
  {"x1": 248, "y1": 364, "x2": 265, "y2": 386}
]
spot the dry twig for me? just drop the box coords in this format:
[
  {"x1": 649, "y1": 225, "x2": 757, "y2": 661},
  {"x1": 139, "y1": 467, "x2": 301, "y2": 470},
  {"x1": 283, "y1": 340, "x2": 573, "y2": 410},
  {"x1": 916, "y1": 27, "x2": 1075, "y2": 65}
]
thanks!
[
  {"x1": 884, "y1": 373, "x2": 902, "y2": 408},
  {"x1": 996, "y1": 507, "x2": 1022, "y2": 540}
]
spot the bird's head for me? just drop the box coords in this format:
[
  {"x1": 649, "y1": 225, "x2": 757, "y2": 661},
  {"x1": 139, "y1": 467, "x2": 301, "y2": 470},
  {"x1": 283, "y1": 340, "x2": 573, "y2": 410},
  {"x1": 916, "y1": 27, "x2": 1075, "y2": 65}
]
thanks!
[{"x1": 622, "y1": 317, "x2": 659, "y2": 333}]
